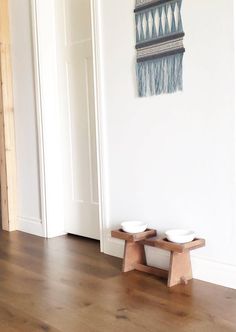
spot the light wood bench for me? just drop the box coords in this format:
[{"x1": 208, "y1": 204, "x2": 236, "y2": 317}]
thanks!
[{"x1": 111, "y1": 229, "x2": 205, "y2": 287}]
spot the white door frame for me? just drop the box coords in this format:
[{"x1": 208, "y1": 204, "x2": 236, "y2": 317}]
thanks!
[
  {"x1": 30, "y1": 0, "x2": 107, "y2": 251},
  {"x1": 30, "y1": 0, "x2": 48, "y2": 238},
  {"x1": 90, "y1": 0, "x2": 108, "y2": 251}
]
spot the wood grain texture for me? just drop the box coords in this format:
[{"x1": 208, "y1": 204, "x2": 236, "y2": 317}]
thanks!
[
  {"x1": 168, "y1": 251, "x2": 193, "y2": 287},
  {"x1": 135, "y1": 263, "x2": 168, "y2": 279},
  {"x1": 122, "y1": 241, "x2": 146, "y2": 272},
  {"x1": 141, "y1": 238, "x2": 205, "y2": 253},
  {"x1": 0, "y1": 230, "x2": 235, "y2": 332},
  {"x1": 111, "y1": 229, "x2": 157, "y2": 242},
  {"x1": 0, "y1": 0, "x2": 17, "y2": 231}
]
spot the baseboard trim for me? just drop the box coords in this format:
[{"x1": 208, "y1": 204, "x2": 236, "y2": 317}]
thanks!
[
  {"x1": 46, "y1": 230, "x2": 67, "y2": 239},
  {"x1": 103, "y1": 237, "x2": 236, "y2": 290},
  {"x1": 17, "y1": 216, "x2": 45, "y2": 237},
  {"x1": 191, "y1": 255, "x2": 236, "y2": 290}
]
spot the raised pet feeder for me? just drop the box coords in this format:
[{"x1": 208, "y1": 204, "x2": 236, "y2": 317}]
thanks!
[{"x1": 111, "y1": 228, "x2": 205, "y2": 287}]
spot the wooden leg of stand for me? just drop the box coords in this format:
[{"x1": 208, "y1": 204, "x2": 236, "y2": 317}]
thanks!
[
  {"x1": 122, "y1": 241, "x2": 146, "y2": 272},
  {"x1": 167, "y1": 251, "x2": 192, "y2": 287}
]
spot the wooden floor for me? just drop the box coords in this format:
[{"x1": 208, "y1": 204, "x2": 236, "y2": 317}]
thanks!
[{"x1": 0, "y1": 231, "x2": 235, "y2": 332}]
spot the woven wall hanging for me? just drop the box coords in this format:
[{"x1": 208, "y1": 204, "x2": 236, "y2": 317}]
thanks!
[{"x1": 135, "y1": 0, "x2": 185, "y2": 97}]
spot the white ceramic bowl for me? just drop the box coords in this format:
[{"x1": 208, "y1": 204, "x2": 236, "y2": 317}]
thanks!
[
  {"x1": 165, "y1": 229, "x2": 196, "y2": 244},
  {"x1": 121, "y1": 221, "x2": 148, "y2": 234}
]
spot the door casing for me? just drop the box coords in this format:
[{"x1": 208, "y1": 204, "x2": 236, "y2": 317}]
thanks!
[{"x1": 0, "y1": 0, "x2": 17, "y2": 232}]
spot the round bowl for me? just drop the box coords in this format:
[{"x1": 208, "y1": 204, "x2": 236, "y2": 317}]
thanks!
[
  {"x1": 121, "y1": 221, "x2": 148, "y2": 234},
  {"x1": 165, "y1": 229, "x2": 196, "y2": 244}
]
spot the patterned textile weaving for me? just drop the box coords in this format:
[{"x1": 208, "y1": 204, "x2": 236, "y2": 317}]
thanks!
[{"x1": 135, "y1": 0, "x2": 185, "y2": 97}]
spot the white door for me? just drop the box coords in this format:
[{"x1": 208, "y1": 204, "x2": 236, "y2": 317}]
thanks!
[{"x1": 55, "y1": 0, "x2": 100, "y2": 240}]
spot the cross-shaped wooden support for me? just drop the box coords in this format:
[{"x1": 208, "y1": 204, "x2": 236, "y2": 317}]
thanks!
[{"x1": 111, "y1": 229, "x2": 205, "y2": 287}]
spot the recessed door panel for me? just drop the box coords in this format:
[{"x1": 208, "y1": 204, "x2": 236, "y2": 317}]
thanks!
[{"x1": 56, "y1": 0, "x2": 99, "y2": 239}]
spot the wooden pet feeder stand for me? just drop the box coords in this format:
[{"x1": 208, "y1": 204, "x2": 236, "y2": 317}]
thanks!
[{"x1": 111, "y1": 229, "x2": 205, "y2": 287}]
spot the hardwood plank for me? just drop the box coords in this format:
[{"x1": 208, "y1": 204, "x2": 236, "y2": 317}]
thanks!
[
  {"x1": 0, "y1": 230, "x2": 235, "y2": 332},
  {"x1": 102, "y1": 273, "x2": 236, "y2": 331},
  {"x1": 0, "y1": 299, "x2": 62, "y2": 332}
]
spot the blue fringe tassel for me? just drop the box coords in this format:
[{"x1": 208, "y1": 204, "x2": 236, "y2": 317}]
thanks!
[{"x1": 136, "y1": 53, "x2": 183, "y2": 97}]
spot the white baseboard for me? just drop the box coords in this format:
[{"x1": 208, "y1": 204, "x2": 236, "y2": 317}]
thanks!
[
  {"x1": 191, "y1": 255, "x2": 236, "y2": 290},
  {"x1": 103, "y1": 237, "x2": 236, "y2": 290},
  {"x1": 17, "y1": 216, "x2": 45, "y2": 237},
  {"x1": 46, "y1": 229, "x2": 67, "y2": 238},
  {"x1": 17, "y1": 216, "x2": 67, "y2": 238}
]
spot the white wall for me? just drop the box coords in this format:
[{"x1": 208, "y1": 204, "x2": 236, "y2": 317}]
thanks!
[
  {"x1": 98, "y1": 0, "x2": 236, "y2": 289},
  {"x1": 8, "y1": 0, "x2": 236, "y2": 289},
  {"x1": 9, "y1": 0, "x2": 46, "y2": 236}
]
